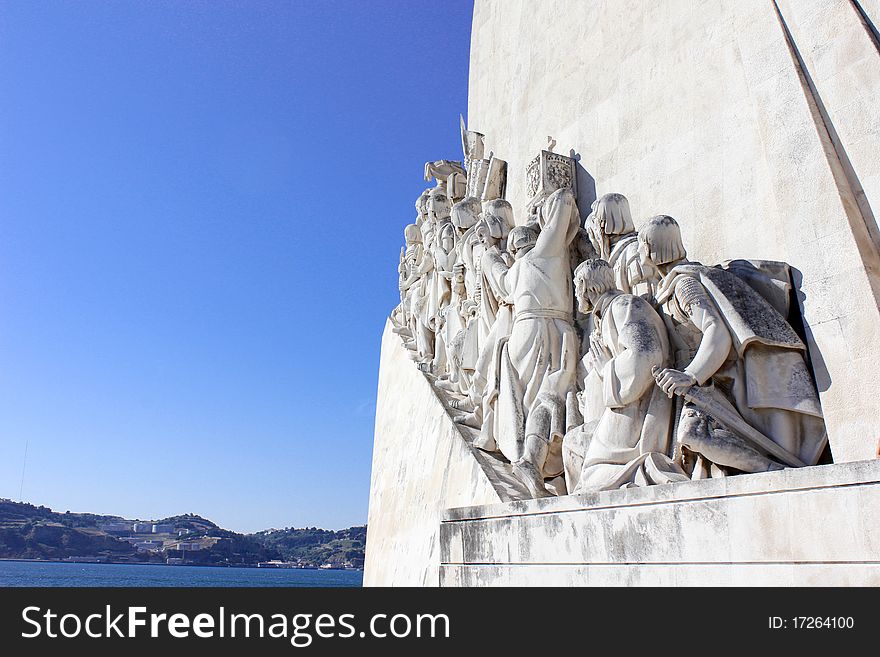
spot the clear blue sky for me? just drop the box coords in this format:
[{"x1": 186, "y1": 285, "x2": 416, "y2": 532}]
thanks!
[{"x1": 0, "y1": 0, "x2": 474, "y2": 533}]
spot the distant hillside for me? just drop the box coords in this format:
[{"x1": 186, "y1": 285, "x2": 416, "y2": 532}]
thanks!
[
  {"x1": 254, "y1": 526, "x2": 366, "y2": 569},
  {"x1": 0, "y1": 500, "x2": 138, "y2": 562},
  {"x1": 0, "y1": 499, "x2": 364, "y2": 569}
]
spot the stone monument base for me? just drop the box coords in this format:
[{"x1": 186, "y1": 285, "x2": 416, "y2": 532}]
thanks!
[{"x1": 440, "y1": 460, "x2": 880, "y2": 586}]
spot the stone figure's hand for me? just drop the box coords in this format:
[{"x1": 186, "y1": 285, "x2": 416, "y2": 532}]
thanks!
[
  {"x1": 653, "y1": 367, "x2": 697, "y2": 398},
  {"x1": 589, "y1": 335, "x2": 612, "y2": 369}
]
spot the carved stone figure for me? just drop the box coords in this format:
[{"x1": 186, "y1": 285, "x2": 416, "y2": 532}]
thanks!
[
  {"x1": 564, "y1": 259, "x2": 689, "y2": 494},
  {"x1": 450, "y1": 197, "x2": 483, "y2": 303},
  {"x1": 431, "y1": 220, "x2": 458, "y2": 374},
  {"x1": 436, "y1": 197, "x2": 485, "y2": 392},
  {"x1": 453, "y1": 203, "x2": 515, "y2": 425},
  {"x1": 586, "y1": 193, "x2": 652, "y2": 296},
  {"x1": 486, "y1": 188, "x2": 581, "y2": 497},
  {"x1": 640, "y1": 215, "x2": 828, "y2": 470},
  {"x1": 475, "y1": 199, "x2": 514, "y2": 338},
  {"x1": 399, "y1": 223, "x2": 435, "y2": 363},
  {"x1": 427, "y1": 185, "x2": 453, "y2": 227},
  {"x1": 416, "y1": 187, "x2": 454, "y2": 372},
  {"x1": 415, "y1": 189, "x2": 431, "y2": 229}
]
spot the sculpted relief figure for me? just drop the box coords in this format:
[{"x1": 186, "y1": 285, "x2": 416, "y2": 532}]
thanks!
[
  {"x1": 421, "y1": 186, "x2": 454, "y2": 373},
  {"x1": 394, "y1": 227, "x2": 416, "y2": 337},
  {"x1": 452, "y1": 197, "x2": 485, "y2": 327},
  {"x1": 453, "y1": 201, "x2": 515, "y2": 425},
  {"x1": 436, "y1": 197, "x2": 483, "y2": 394},
  {"x1": 586, "y1": 193, "x2": 652, "y2": 297},
  {"x1": 415, "y1": 189, "x2": 431, "y2": 229},
  {"x1": 640, "y1": 215, "x2": 828, "y2": 475},
  {"x1": 487, "y1": 189, "x2": 581, "y2": 498},
  {"x1": 564, "y1": 260, "x2": 689, "y2": 493},
  {"x1": 398, "y1": 222, "x2": 435, "y2": 363},
  {"x1": 431, "y1": 220, "x2": 457, "y2": 374},
  {"x1": 394, "y1": 190, "x2": 432, "y2": 337}
]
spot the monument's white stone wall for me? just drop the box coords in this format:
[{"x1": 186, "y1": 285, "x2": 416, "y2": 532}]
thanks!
[
  {"x1": 364, "y1": 321, "x2": 503, "y2": 586},
  {"x1": 468, "y1": 0, "x2": 880, "y2": 462},
  {"x1": 440, "y1": 459, "x2": 880, "y2": 586}
]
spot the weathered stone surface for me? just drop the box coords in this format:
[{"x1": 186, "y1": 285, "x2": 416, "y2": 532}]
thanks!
[
  {"x1": 440, "y1": 459, "x2": 880, "y2": 586},
  {"x1": 364, "y1": 321, "x2": 506, "y2": 586}
]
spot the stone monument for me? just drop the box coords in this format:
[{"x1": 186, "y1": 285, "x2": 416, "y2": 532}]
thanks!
[{"x1": 366, "y1": 0, "x2": 880, "y2": 586}]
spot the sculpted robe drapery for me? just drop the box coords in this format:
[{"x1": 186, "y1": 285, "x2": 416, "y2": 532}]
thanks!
[
  {"x1": 605, "y1": 234, "x2": 643, "y2": 295},
  {"x1": 401, "y1": 242, "x2": 435, "y2": 361},
  {"x1": 590, "y1": 228, "x2": 653, "y2": 297},
  {"x1": 573, "y1": 293, "x2": 689, "y2": 493},
  {"x1": 576, "y1": 233, "x2": 655, "y2": 425},
  {"x1": 489, "y1": 190, "x2": 580, "y2": 477},
  {"x1": 655, "y1": 263, "x2": 827, "y2": 466},
  {"x1": 454, "y1": 227, "x2": 484, "y2": 374},
  {"x1": 470, "y1": 245, "x2": 513, "y2": 398}
]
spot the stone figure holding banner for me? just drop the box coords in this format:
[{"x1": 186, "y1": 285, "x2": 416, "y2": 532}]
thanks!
[{"x1": 488, "y1": 188, "x2": 581, "y2": 497}]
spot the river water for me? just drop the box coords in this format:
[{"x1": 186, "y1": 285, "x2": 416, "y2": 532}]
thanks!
[{"x1": 0, "y1": 561, "x2": 363, "y2": 587}]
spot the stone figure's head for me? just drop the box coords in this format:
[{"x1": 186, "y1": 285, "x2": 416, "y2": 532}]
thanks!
[
  {"x1": 509, "y1": 224, "x2": 539, "y2": 260},
  {"x1": 427, "y1": 187, "x2": 452, "y2": 223},
  {"x1": 475, "y1": 216, "x2": 503, "y2": 249},
  {"x1": 593, "y1": 193, "x2": 634, "y2": 235},
  {"x1": 573, "y1": 258, "x2": 616, "y2": 313},
  {"x1": 638, "y1": 215, "x2": 687, "y2": 270},
  {"x1": 420, "y1": 221, "x2": 435, "y2": 250},
  {"x1": 415, "y1": 189, "x2": 431, "y2": 224},
  {"x1": 447, "y1": 171, "x2": 468, "y2": 203},
  {"x1": 482, "y1": 198, "x2": 515, "y2": 238},
  {"x1": 587, "y1": 193, "x2": 634, "y2": 258},
  {"x1": 438, "y1": 221, "x2": 456, "y2": 254},
  {"x1": 451, "y1": 197, "x2": 482, "y2": 231},
  {"x1": 474, "y1": 220, "x2": 492, "y2": 248},
  {"x1": 404, "y1": 223, "x2": 422, "y2": 246}
]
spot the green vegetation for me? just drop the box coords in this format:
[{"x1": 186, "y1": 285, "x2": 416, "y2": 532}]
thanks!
[
  {"x1": 0, "y1": 499, "x2": 365, "y2": 568},
  {"x1": 254, "y1": 526, "x2": 367, "y2": 569}
]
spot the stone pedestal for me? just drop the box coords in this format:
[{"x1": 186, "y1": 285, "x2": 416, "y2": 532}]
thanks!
[{"x1": 440, "y1": 459, "x2": 880, "y2": 586}]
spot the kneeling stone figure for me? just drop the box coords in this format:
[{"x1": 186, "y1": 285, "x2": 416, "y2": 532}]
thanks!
[{"x1": 564, "y1": 259, "x2": 689, "y2": 494}]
